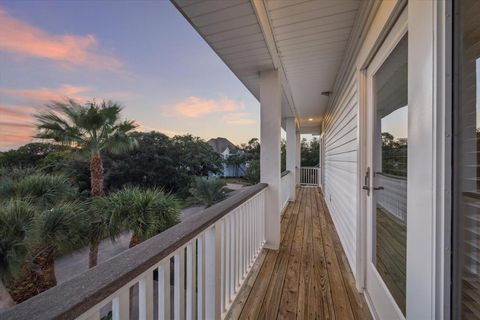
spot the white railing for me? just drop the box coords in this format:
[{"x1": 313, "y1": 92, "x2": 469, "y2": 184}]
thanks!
[
  {"x1": 2, "y1": 184, "x2": 267, "y2": 320},
  {"x1": 377, "y1": 173, "x2": 407, "y2": 222},
  {"x1": 281, "y1": 170, "x2": 291, "y2": 211},
  {"x1": 300, "y1": 167, "x2": 319, "y2": 186}
]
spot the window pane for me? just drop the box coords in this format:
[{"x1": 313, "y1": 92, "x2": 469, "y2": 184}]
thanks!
[
  {"x1": 373, "y1": 34, "x2": 407, "y2": 315},
  {"x1": 455, "y1": 0, "x2": 480, "y2": 318}
]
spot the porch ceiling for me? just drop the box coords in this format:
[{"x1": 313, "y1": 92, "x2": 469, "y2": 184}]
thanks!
[{"x1": 172, "y1": 0, "x2": 362, "y2": 134}]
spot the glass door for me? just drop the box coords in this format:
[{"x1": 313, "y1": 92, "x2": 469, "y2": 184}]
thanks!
[{"x1": 364, "y1": 9, "x2": 407, "y2": 319}]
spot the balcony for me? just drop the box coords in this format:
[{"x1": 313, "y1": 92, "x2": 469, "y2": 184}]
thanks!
[
  {"x1": 225, "y1": 186, "x2": 371, "y2": 320},
  {"x1": 1, "y1": 170, "x2": 370, "y2": 320}
]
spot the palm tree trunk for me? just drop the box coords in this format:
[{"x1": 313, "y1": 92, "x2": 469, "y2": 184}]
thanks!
[
  {"x1": 36, "y1": 248, "x2": 57, "y2": 290},
  {"x1": 5, "y1": 266, "x2": 43, "y2": 303},
  {"x1": 90, "y1": 151, "x2": 104, "y2": 197},
  {"x1": 89, "y1": 242, "x2": 99, "y2": 268},
  {"x1": 129, "y1": 234, "x2": 140, "y2": 248}
]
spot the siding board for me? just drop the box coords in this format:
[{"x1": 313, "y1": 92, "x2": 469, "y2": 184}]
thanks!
[{"x1": 323, "y1": 74, "x2": 358, "y2": 271}]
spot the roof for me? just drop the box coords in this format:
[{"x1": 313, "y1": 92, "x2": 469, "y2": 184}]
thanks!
[
  {"x1": 207, "y1": 137, "x2": 238, "y2": 154},
  {"x1": 171, "y1": 0, "x2": 372, "y2": 134}
]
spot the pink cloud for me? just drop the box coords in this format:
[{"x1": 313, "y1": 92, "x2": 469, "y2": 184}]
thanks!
[
  {"x1": 0, "y1": 84, "x2": 92, "y2": 103},
  {"x1": 222, "y1": 112, "x2": 255, "y2": 125},
  {"x1": 0, "y1": 84, "x2": 92, "y2": 150},
  {"x1": 172, "y1": 96, "x2": 245, "y2": 118},
  {"x1": 0, "y1": 7, "x2": 123, "y2": 71}
]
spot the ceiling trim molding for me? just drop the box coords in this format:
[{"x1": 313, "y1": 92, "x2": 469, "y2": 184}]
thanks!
[
  {"x1": 251, "y1": 0, "x2": 300, "y2": 128},
  {"x1": 327, "y1": 0, "x2": 382, "y2": 112}
]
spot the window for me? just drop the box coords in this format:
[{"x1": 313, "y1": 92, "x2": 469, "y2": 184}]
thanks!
[{"x1": 453, "y1": 0, "x2": 480, "y2": 318}]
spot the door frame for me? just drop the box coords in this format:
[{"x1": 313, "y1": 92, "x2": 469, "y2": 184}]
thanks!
[
  {"x1": 364, "y1": 9, "x2": 408, "y2": 319},
  {"x1": 357, "y1": 1, "x2": 452, "y2": 319}
]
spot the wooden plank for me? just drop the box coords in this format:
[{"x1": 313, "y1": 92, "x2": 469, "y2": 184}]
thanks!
[
  {"x1": 223, "y1": 187, "x2": 372, "y2": 320},
  {"x1": 311, "y1": 188, "x2": 336, "y2": 319},
  {"x1": 257, "y1": 187, "x2": 305, "y2": 318},
  {"x1": 224, "y1": 249, "x2": 267, "y2": 319},
  {"x1": 317, "y1": 189, "x2": 372, "y2": 319},
  {"x1": 316, "y1": 190, "x2": 355, "y2": 319},
  {"x1": 296, "y1": 187, "x2": 315, "y2": 319},
  {"x1": 277, "y1": 184, "x2": 307, "y2": 318}
]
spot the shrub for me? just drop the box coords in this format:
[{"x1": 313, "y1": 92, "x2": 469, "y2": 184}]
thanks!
[
  {"x1": 189, "y1": 176, "x2": 227, "y2": 207},
  {"x1": 244, "y1": 160, "x2": 260, "y2": 185},
  {"x1": 99, "y1": 187, "x2": 180, "y2": 247}
]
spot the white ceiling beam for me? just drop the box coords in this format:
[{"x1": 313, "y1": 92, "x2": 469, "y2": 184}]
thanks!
[{"x1": 250, "y1": 0, "x2": 300, "y2": 130}]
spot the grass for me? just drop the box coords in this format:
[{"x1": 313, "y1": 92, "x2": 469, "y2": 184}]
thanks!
[{"x1": 220, "y1": 177, "x2": 251, "y2": 186}]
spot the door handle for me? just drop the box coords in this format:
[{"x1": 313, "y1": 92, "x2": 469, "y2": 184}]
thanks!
[
  {"x1": 362, "y1": 167, "x2": 370, "y2": 196},
  {"x1": 373, "y1": 186, "x2": 384, "y2": 191}
]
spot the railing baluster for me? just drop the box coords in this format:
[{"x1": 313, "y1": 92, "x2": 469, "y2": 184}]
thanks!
[
  {"x1": 186, "y1": 241, "x2": 196, "y2": 320},
  {"x1": 236, "y1": 210, "x2": 240, "y2": 288},
  {"x1": 174, "y1": 250, "x2": 185, "y2": 320},
  {"x1": 112, "y1": 289, "x2": 129, "y2": 320},
  {"x1": 229, "y1": 213, "x2": 236, "y2": 300},
  {"x1": 224, "y1": 216, "x2": 231, "y2": 307},
  {"x1": 158, "y1": 259, "x2": 170, "y2": 320},
  {"x1": 220, "y1": 220, "x2": 225, "y2": 313},
  {"x1": 205, "y1": 225, "x2": 221, "y2": 319},
  {"x1": 139, "y1": 274, "x2": 153, "y2": 320},
  {"x1": 197, "y1": 235, "x2": 205, "y2": 320}
]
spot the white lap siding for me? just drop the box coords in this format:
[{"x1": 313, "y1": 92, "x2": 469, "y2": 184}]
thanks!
[{"x1": 322, "y1": 76, "x2": 358, "y2": 271}]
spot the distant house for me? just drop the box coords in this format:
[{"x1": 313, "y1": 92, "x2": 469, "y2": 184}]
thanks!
[{"x1": 207, "y1": 137, "x2": 246, "y2": 177}]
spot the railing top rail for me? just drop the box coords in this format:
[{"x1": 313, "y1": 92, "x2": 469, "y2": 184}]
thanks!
[
  {"x1": 1, "y1": 183, "x2": 268, "y2": 320},
  {"x1": 281, "y1": 170, "x2": 290, "y2": 178},
  {"x1": 300, "y1": 166, "x2": 319, "y2": 169}
]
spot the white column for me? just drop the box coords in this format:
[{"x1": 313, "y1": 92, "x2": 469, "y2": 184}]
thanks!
[
  {"x1": 260, "y1": 69, "x2": 281, "y2": 250},
  {"x1": 295, "y1": 130, "x2": 301, "y2": 185},
  {"x1": 285, "y1": 117, "x2": 296, "y2": 201}
]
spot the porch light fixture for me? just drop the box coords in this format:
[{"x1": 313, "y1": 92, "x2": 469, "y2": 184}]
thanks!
[{"x1": 308, "y1": 118, "x2": 313, "y2": 121}]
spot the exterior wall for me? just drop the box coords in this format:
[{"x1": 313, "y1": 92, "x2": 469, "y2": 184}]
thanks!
[
  {"x1": 322, "y1": 74, "x2": 359, "y2": 270},
  {"x1": 321, "y1": 0, "x2": 402, "y2": 279}
]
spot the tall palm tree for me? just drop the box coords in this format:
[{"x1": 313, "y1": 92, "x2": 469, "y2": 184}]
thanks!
[{"x1": 35, "y1": 100, "x2": 137, "y2": 267}]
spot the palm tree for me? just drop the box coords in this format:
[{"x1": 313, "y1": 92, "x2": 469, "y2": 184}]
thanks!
[
  {"x1": 31, "y1": 201, "x2": 88, "y2": 289},
  {"x1": 0, "y1": 199, "x2": 38, "y2": 303},
  {"x1": 35, "y1": 99, "x2": 137, "y2": 267},
  {"x1": 189, "y1": 176, "x2": 227, "y2": 207},
  {"x1": 101, "y1": 187, "x2": 180, "y2": 248}
]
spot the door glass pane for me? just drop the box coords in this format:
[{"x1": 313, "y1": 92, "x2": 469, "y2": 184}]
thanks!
[
  {"x1": 373, "y1": 34, "x2": 407, "y2": 315},
  {"x1": 455, "y1": 0, "x2": 480, "y2": 318}
]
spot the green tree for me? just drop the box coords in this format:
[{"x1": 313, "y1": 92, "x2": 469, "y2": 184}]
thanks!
[
  {"x1": 301, "y1": 137, "x2": 319, "y2": 166},
  {"x1": 189, "y1": 176, "x2": 227, "y2": 207},
  {"x1": 105, "y1": 131, "x2": 178, "y2": 192},
  {"x1": 0, "y1": 143, "x2": 69, "y2": 168},
  {"x1": 0, "y1": 174, "x2": 88, "y2": 303},
  {"x1": 35, "y1": 100, "x2": 137, "y2": 267},
  {"x1": 244, "y1": 159, "x2": 260, "y2": 184},
  {"x1": 170, "y1": 135, "x2": 223, "y2": 197},
  {"x1": 100, "y1": 187, "x2": 180, "y2": 248}
]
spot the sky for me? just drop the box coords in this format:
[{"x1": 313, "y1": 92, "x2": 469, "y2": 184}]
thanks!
[{"x1": 0, "y1": 0, "x2": 261, "y2": 151}]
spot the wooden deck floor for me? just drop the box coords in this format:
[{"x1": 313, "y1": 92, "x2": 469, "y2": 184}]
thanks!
[{"x1": 226, "y1": 187, "x2": 372, "y2": 320}]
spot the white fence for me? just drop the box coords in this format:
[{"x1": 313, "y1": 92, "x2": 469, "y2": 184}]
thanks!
[
  {"x1": 81, "y1": 189, "x2": 265, "y2": 320},
  {"x1": 377, "y1": 173, "x2": 407, "y2": 222},
  {"x1": 300, "y1": 167, "x2": 319, "y2": 186},
  {"x1": 3, "y1": 185, "x2": 268, "y2": 320},
  {"x1": 281, "y1": 170, "x2": 291, "y2": 210}
]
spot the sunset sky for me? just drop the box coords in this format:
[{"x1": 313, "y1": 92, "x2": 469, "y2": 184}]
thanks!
[{"x1": 0, "y1": 0, "x2": 261, "y2": 151}]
